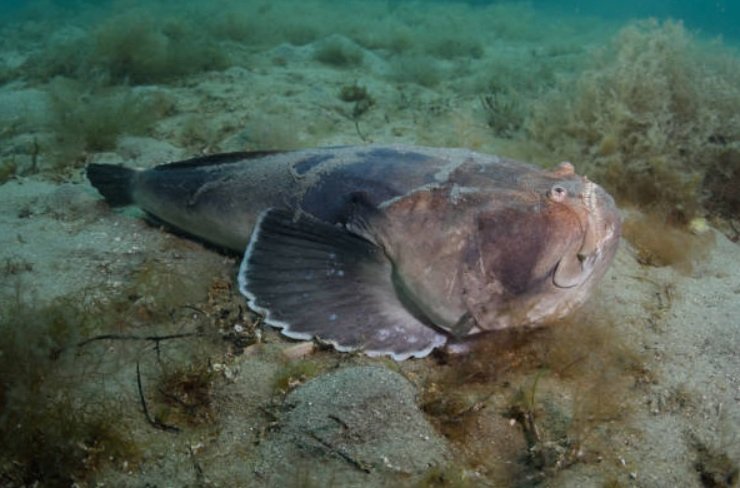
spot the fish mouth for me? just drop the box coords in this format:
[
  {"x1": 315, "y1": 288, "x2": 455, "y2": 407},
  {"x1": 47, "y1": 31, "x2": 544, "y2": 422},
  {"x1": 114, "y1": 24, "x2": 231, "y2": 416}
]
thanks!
[
  {"x1": 552, "y1": 251, "x2": 597, "y2": 288},
  {"x1": 553, "y1": 180, "x2": 620, "y2": 289}
]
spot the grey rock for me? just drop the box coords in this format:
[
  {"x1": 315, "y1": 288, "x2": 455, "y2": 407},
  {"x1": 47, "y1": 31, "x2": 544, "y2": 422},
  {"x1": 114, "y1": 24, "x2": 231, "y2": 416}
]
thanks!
[{"x1": 251, "y1": 366, "x2": 450, "y2": 487}]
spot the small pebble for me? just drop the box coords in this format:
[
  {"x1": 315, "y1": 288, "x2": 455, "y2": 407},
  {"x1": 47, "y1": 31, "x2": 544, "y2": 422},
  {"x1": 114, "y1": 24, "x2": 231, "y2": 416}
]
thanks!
[{"x1": 281, "y1": 342, "x2": 315, "y2": 360}]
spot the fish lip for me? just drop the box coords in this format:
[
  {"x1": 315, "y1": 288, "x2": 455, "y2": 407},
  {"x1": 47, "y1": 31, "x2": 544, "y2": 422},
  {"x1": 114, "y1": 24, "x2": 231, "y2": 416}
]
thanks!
[
  {"x1": 551, "y1": 180, "x2": 619, "y2": 290},
  {"x1": 552, "y1": 252, "x2": 597, "y2": 289},
  {"x1": 552, "y1": 259, "x2": 579, "y2": 288}
]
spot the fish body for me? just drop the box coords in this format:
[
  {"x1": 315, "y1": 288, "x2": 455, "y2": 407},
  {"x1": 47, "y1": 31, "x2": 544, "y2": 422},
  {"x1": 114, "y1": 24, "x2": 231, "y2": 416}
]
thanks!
[{"x1": 87, "y1": 145, "x2": 621, "y2": 360}]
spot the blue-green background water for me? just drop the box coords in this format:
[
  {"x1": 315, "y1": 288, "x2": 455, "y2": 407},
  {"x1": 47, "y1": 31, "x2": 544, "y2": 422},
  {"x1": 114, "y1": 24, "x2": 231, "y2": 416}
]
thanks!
[
  {"x1": 537, "y1": 0, "x2": 738, "y2": 40},
  {"x1": 3, "y1": 0, "x2": 739, "y2": 41}
]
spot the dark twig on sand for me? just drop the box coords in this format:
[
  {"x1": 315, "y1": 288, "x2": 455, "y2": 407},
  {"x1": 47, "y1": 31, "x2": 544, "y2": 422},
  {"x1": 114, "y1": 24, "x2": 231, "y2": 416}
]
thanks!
[
  {"x1": 354, "y1": 119, "x2": 368, "y2": 142},
  {"x1": 77, "y1": 331, "x2": 202, "y2": 348},
  {"x1": 136, "y1": 360, "x2": 180, "y2": 433},
  {"x1": 77, "y1": 331, "x2": 203, "y2": 363}
]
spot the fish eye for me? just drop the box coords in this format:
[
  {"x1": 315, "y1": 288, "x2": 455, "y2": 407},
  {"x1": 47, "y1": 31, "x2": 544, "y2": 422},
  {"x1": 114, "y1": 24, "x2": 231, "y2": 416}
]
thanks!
[{"x1": 549, "y1": 184, "x2": 568, "y2": 202}]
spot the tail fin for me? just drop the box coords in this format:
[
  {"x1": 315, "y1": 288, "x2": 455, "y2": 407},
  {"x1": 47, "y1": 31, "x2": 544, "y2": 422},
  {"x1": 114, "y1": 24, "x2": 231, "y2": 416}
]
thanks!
[{"x1": 86, "y1": 164, "x2": 136, "y2": 206}]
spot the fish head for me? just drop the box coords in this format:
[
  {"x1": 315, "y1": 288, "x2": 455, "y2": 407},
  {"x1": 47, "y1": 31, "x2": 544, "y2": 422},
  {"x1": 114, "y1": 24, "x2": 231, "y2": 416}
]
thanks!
[
  {"x1": 376, "y1": 160, "x2": 620, "y2": 339},
  {"x1": 461, "y1": 161, "x2": 621, "y2": 332}
]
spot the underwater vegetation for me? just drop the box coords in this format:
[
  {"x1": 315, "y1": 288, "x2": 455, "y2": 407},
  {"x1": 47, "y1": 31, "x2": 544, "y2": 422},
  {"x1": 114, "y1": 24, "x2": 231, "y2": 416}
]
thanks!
[
  {"x1": 622, "y1": 211, "x2": 715, "y2": 274},
  {"x1": 128, "y1": 255, "x2": 212, "y2": 321},
  {"x1": 412, "y1": 464, "x2": 473, "y2": 488},
  {"x1": 481, "y1": 85, "x2": 525, "y2": 138},
  {"x1": 46, "y1": 77, "x2": 172, "y2": 170},
  {"x1": 0, "y1": 160, "x2": 18, "y2": 184},
  {"x1": 0, "y1": 80, "x2": 174, "y2": 179},
  {"x1": 313, "y1": 35, "x2": 365, "y2": 68},
  {"x1": 390, "y1": 53, "x2": 444, "y2": 88},
  {"x1": 93, "y1": 10, "x2": 226, "y2": 85},
  {"x1": 272, "y1": 356, "x2": 327, "y2": 395},
  {"x1": 10, "y1": 0, "x2": 540, "y2": 88},
  {"x1": 418, "y1": 307, "x2": 646, "y2": 486},
  {"x1": 0, "y1": 250, "x2": 252, "y2": 484},
  {"x1": 0, "y1": 286, "x2": 139, "y2": 485},
  {"x1": 527, "y1": 20, "x2": 740, "y2": 225},
  {"x1": 152, "y1": 358, "x2": 217, "y2": 428},
  {"x1": 24, "y1": 8, "x2": 227, "y2": 85},
  {"x1": 338, "y1": 82, "x2": 375, "y2": 121}
]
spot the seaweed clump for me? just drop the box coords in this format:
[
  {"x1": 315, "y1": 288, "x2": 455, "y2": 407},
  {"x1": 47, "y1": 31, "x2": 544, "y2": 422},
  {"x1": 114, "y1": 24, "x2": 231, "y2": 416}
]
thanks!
[
  {"x1": 154, "y1": 360, "x2": 217, "y2": 428},
  {"x1": 94, "y1": 10, "x2": 227, "y2": 84},
  {"x1": 313, "y1": 35, "x2": 364, "y2": 68},
  {"x1": 0, "y1": 288, "x2": 139, "y2": 485},
  {"x1": 272, "y1": 357, "x2": 325, "y2": 394},
  {"x1": 25, "y1": 8, "x2": 228, "y2": 85},
  {"x1": 339, "y1": 82, "x2": 375, "y2": 119},
  {"x1": 622, "y1": 211, "x2": 715, "y2": 274},
  {"x1": 389, "y1": 53, "x2": 443, "y2": 88},
  {"x1": 0, "y1": 159, "x2": 17, "y2": 184},
  {"x1": 481, "y1": 85, "x2": 525, "y2": 138},
  {"x1": 419, "y1": 308, "x2": 646, "y2": 485},
  {"x1": 527, "y1": 20, "x2": 740, "y2": 224},
  {"x1": 46, "y1": 77, "x2": 171, "y2": 170},
  {"x1": 413, "y1": 464, "x2": 474, "y2": 488}
]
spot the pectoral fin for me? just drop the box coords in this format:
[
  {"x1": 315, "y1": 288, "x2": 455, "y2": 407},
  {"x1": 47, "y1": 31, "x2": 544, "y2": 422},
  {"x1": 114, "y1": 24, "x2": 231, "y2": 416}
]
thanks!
[{"x1": 238, "y1": 208, "x2": 447, "y2": 360}]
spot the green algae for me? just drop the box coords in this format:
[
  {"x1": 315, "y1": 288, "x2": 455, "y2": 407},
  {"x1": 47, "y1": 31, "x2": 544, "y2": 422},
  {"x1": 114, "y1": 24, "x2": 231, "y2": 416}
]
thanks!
[
  {"x1": 24, "y1": 8, "x2": 227, "y2": 85},
  {"x1": 0, "y1": 159, "x2": 17, "y2": 184},
  {"x1": 154, "y1": 359, "x2": 218, "y2": 428},
  {"x1": 413, "y1": 464, "x2": 475, "y2": 488},
  {"x1": 0, "y1": 286, "x2": 139, "y2": 485},
  {"x1": 0, "y1": 255, "x2": 241, "y2": 484},
  {"x1": 46, "y1": 78, "x2": 166, "y2": 168},
  {"x1": 527, "y1": 20, "x2": 740, "y2": 224},
  {"x1": 417, "y1": 308, "x2": 645, "y2": 486},
  {"x1": 272, "y1": 356, "x2": 327, "y2": 394},
  {"x1": 622, "y1": 211, "x2": 715, "y2": 273},
  {"x1": 313, "y1": 36, "x2": 364, "y2": 68}
]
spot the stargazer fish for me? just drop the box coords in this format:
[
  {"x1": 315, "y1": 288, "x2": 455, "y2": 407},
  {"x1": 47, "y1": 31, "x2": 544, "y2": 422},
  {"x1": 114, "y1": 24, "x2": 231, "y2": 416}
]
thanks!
[{"x1": 87, "y1": 145, "x2": 621, "y2": 360}]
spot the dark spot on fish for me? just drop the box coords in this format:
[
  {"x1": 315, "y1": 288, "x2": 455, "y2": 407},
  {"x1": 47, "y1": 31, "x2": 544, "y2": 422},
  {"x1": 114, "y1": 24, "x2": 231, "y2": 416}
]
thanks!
[
  {"x1": 302, "y1": 176, "x2": 398, "y2": 223},
  {"x1": 293, "y1": 154, "x2": 333, "y2": 175},
  {"x1": 301, "y1": 149, "x2": 437, "y2": 222},
  {"x1": 477, "y1": 208, "x2": 544, "y2": 295}
]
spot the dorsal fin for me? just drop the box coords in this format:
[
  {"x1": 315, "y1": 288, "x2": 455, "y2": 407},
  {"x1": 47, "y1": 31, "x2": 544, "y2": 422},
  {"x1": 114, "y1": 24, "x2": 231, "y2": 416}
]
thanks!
[{"x1": 154, "y1": 150, "x2": 287, "y2": 171}]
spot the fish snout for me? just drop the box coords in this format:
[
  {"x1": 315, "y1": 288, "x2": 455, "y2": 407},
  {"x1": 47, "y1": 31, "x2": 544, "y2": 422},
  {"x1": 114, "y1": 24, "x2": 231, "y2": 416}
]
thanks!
[
  {"x1": 552, "y1": 179, "x2": 620, "y2": 289},
  {"x1": 577, "y1": 181, "x2": 621, "y2": 273}
]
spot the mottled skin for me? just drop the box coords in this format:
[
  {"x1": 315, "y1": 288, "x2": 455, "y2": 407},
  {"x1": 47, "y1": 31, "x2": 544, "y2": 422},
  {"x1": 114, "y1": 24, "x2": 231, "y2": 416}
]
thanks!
[
  {"x1": 87, "y1": 144, "x2": 621, "y2": 358},
  {"x1": 128, "y1": 146, "x2": 446, "y2": 250},
  {"x1": 366, "y1": 156, "x2": 619, "y2": 336}
]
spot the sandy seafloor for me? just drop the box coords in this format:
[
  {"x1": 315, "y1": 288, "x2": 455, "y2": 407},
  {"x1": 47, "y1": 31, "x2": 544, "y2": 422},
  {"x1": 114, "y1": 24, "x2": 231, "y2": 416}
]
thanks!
[{"x1": 0, "y1": 1, "x2": 739, "y2": 487}]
